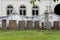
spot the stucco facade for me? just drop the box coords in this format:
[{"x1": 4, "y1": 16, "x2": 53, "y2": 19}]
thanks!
[{"x1": 0, "y1": 0, "x2": 60, "y2": 28}]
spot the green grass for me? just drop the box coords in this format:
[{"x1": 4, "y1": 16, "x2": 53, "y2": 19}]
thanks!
[{"x1": 0, "y1": 30, "x2": 60, "y2": 40}]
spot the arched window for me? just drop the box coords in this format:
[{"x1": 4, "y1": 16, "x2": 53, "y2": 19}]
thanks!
[
  {"x1": 32, "y1": 6, "x2": 39, "y2": 16},
  {"x1": 19, "y1": 5, "x2": 26, "y2": 15},
  {"x1": 7, "y1": 5, "x2": 13, "y2": 15}
]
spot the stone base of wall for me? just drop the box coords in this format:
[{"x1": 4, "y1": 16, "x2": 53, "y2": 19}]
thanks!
[
  {"x1": 34, "y1": 21, "x2": 39, "y2": 29},
  {"x1": 41, "y1": 22, "x2": 45, "y2": 29},
  {"x1": 46, "y1": 22, "x2": 51, "y2": 30},
  {"x1": 27, "y1": 21, "x2": 33, "y2": 29},
  {"x1": 1, "y1": 20, "x2": 60, "y2": 30},
  {"x1": 9, "y1": 20, "x2": 16, "y2": 29},
  {"x1": 18, "y1": 21, "x2": 25, "y2": 29},
  {"x1": 53, "y1": 21, "x2": 59, "y2": 29},
  {"x1": 2, "y1": 20, "x2": 7, "y2": 29}
]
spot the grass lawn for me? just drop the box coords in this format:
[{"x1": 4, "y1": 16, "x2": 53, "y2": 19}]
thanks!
[{"x1": 0, "y1": 30, "x2": 60, "y2": 40}]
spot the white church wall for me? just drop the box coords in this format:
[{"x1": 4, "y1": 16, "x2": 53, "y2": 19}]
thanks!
[
  {"x1": 0, "y1": 0, "x2": 60, "y2": 17},
  {"x1": 0, "y1": 0, "x2": 60, "y2": 27},
  {"x1": 0, "y1": 1, "x2": 2, "y2": 17},
  {"x1": 1, "y1": 0, "x2": 32, "y2": 17}
]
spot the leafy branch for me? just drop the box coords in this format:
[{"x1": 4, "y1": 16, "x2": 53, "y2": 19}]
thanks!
[{"x1": 30, "y1": 0, "x2": 59, "y2": 5}]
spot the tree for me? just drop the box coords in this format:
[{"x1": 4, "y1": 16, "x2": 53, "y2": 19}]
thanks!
[{"x1": 30, "y1": 0, "x2": 59, "y2": 6}]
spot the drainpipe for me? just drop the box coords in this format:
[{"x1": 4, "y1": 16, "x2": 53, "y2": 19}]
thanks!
[
  {"x1": 59, "y1": 16, "x2": 60, "y2": 29},
  {"x1": 44, "y1": 10, "x2": 49, "y2": 28}
]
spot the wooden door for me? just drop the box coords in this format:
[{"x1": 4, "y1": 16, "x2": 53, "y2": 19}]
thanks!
[
  {"x1": 9, "y1": 20, "x2": 16, "y2": 29},
  {"x1": 27, "y1": 21, "x2": 33, "y2": 29},
  {"x1": 18, "y1": 21, "x2": 25, "y2": 29},
  {"x1": 34, "y1": 21, "x2": 39, "y2": 29},
  {"x1": 53, "y1": 21, "x2": 59, "y2": 29}
]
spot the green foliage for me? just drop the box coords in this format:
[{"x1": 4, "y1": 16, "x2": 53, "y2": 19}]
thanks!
[
  {"x1": 30, "y1": 0, "x2": 59, "y2": 6},
  {"x1": 30, "y1": 1, "x2": 35, "y2": 6}
]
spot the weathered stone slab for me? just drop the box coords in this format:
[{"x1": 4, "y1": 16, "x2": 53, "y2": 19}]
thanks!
[
  {"x1": 9, "y1": 20, "x2": 16, "y2": 29},
  {"x1": 2, "y1": 20, "x2": 7, "y2": 29},
  {"x1": 34, "y1": 21, "x2": 39, "y2": 29},
  {"x1": 27, "y1": 21, "x2": 33, "y2": 29},
  {"x1": 53, "y1": 21, "x2": 59, "y2": 29},
  {"x1": 18, "y1": 21, "x2": 25, "y2": 29}
]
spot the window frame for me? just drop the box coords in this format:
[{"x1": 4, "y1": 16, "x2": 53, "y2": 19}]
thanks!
[
  {"x1": 7, "y1": 5, "x2": 13, "y2": 15},
  {"x1": 19, "y1": 5, "x2": 26, "y2": 16},
  {"x1": 32, "y1": 6, "x2": 39, "y2": 16}
]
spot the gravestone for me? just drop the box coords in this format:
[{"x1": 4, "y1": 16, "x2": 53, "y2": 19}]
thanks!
[
  {"x1": 18, "y1": 21, "x2": 25, "y2": 29},
  {"x1": 27, "y1": 21, "x2": 33, "y2": 29},
  {"x1": 9, "y1": 20, "x2": 16, "y2": 29},
  {"x1": 53, "y1": 21, "x2": 59, "y2": 29},
  {"x1": 2, "y1": 20, "x2": 7, "y2": 29},
  {"x1": 34, "y1": 21, "x2": 39, "y2": 29}
]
